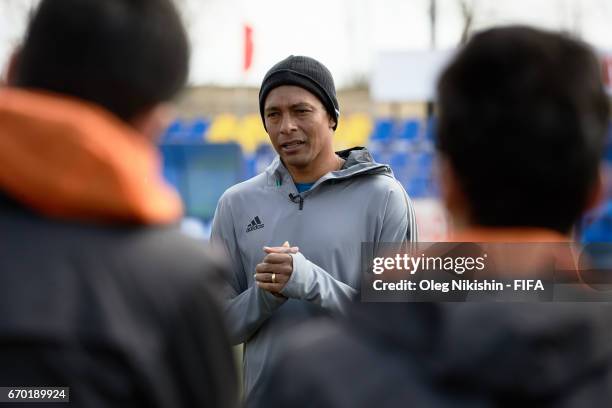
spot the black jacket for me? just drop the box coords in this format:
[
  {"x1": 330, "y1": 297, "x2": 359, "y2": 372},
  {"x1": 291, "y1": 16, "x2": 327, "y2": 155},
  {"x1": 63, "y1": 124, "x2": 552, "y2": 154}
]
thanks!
[
  {"x1": 0, "y1": 193, "x2": 238, "y2": 407},
  {"x1": 258, "y1": 301, "x2": 612, "y2": 407}
]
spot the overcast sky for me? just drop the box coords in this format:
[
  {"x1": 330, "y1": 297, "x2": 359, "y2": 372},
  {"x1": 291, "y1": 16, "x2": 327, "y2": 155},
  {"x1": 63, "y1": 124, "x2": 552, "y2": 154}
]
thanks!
[{"x1": 1, "y1": 0, "x2": 612, "y2": 87}]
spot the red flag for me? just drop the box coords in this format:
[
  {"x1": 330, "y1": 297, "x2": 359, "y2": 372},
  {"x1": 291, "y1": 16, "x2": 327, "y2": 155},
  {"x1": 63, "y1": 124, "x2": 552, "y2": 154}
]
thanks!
[
  {"x1": 243, "y1": 24, "x2": 253, "y2": 72},
  {"x1": 603, "y1": 55, "x2": 612, "y2": 89}
]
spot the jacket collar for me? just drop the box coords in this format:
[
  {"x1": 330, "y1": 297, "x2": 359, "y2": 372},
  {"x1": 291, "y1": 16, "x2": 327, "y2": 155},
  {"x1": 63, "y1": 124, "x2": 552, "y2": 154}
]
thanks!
[
  {"x1": 264, "y1": 146, "x2": 392, "y2": 194},
  {"x1": 0, "y1": 88, "x2": 182, "y2": 225}
]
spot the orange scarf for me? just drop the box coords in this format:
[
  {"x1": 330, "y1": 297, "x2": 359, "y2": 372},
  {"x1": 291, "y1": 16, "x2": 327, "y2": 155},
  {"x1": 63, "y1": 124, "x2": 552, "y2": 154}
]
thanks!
[{"x1": 0, "y1": 88, "x2": 182, "y2": 224}]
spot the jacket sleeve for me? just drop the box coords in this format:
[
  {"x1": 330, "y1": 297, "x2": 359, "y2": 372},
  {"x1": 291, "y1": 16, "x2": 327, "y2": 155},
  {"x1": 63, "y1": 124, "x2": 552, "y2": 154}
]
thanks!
[
  {"x1": 281, "y1": 252, "x2": 358, "y2": 315},
  {"x1": 210, "y1": 194, "x2": 286, "y2": 345}
]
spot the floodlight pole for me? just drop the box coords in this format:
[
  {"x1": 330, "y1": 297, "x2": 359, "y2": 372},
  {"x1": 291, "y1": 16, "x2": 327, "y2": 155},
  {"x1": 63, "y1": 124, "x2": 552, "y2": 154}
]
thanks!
[{"x1": 429, "y1": 0, "x2": 437, "y2": 50}]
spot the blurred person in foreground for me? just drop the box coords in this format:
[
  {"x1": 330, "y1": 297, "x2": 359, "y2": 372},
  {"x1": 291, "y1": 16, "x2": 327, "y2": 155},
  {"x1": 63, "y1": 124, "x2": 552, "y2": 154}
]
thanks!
[
  {"x1": 210, "y1": 55, "x2": 417, "y2": 405},
  {"x1": 256, "y1": 26, "x2": 612, "y2": 407},
  {"x1": 0, "y1": 0, "x2": 238, "y2": 406}
]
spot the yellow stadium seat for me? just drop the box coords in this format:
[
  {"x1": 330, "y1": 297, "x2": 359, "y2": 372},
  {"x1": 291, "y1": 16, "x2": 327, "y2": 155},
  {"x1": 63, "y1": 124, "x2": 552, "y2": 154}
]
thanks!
[
  {"x1": 333, "y1": 113, "x2": 373, "y2": 151},
  {"x1": 207, "y1": 114, "x2": 239, "y2": 143},
  {"x1": 236, "y1": 114, "x2": 271, "y2": 154},
  {"x1": 348, "y1": 113, "x2": 373, "y2": 147},
  {"x1": 333, "y1": 118, "x2": 353, "y2": 151}
]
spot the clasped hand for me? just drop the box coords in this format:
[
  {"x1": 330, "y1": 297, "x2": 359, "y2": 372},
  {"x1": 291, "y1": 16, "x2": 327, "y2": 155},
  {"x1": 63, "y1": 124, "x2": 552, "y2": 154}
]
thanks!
[{"x1": 254, "y1": 242, "x2": 299, "y2": 297}]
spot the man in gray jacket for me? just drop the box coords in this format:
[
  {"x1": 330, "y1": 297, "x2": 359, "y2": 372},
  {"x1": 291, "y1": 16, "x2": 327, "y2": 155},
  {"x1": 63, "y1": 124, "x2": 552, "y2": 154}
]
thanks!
[{"x1": 210, "y1": 55, "x2": 417, "y2": 405}]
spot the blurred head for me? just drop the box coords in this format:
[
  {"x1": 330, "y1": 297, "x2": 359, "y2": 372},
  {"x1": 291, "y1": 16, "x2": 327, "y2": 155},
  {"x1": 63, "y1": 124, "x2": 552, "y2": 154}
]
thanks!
[
  {"x1": 260, "y1": 56, "x2": 339, "y2": 172},
  {"x1": 436, "y1": 26, "x2": 610, "y2": 234},
  {"x1": 9, "y1": 0, "x2": 189, "y2": 131}
]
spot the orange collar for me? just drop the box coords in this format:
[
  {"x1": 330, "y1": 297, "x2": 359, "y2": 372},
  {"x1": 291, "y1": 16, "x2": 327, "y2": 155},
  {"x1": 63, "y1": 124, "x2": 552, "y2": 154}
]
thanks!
[{"x1": 0, "y1": 88, "x2": 182, "y2": 224}]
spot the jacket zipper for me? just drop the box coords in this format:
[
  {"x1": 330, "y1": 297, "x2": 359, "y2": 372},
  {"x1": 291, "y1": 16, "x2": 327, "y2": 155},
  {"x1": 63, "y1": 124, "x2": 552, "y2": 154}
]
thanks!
[{"x1": 289, "y1": 193, "x2": 304, "y2": 210}]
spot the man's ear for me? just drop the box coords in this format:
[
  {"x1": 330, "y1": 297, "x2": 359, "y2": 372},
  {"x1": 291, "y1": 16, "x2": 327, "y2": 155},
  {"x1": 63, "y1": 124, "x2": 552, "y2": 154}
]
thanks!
[
  {"x1": 328, "y1": 113, "x2": 336, "y2": 129},
  {"x1": 3, "y1": 48, "x2": 21, "y2": 86},
  {"x1": 130, "y1": 104, "x2": 175, "y2": 143},
  {"x1": 437, "y1": 154, "x2": 470, "y2": 231}
]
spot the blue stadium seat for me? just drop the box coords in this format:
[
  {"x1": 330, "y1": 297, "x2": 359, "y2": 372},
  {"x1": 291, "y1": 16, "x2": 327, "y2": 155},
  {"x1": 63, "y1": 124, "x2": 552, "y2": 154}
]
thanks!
[
  {"x1": 398, "y1": 119, "x2": 420, "y2": 142},
  {"x1": 369, "y1": 118, "x2": 395, "y2": 144},
  {"x1": 160, "y1": 118, "x2": 210, "y2": 143},
  {"x1": 389, "y1": 152, "x2": 410, "y2": 186},
  {"x1": 159, "y1": 119, "x2": 184, "y2": 143},
  {"x1": 393, "y1": 119, "x2": 421, "y2": 152},
  {"x1": 190, "y1": 118, "x2": 209, "y2": 141},
  {"x1": 407, "y1": 178, "x2": 430, "y2": 199},
  {"x1": 412, "y1": 152, "x2": 434, "y2": 179},
  {"x1": 389, "y1": 152, "x2": 408, "y2": 168}
]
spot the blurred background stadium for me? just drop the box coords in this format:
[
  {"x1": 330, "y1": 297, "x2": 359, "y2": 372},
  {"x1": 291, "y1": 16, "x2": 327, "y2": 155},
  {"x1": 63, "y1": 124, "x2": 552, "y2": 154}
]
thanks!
[{"x1": 2, "y1": 0, "x2": 611, "y2": 241}]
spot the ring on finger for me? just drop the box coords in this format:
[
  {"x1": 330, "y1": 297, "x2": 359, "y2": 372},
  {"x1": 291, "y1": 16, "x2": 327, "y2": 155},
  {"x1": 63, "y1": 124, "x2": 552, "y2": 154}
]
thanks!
[{"x1": 272, "y1": 273, "x2": 276, "y2": 283}]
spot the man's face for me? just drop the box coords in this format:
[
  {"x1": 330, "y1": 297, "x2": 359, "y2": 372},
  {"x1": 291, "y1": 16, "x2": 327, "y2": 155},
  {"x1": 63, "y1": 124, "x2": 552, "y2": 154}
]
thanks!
[{"x1": 263, "y1": 85, "x2": 335, "y2": 170}]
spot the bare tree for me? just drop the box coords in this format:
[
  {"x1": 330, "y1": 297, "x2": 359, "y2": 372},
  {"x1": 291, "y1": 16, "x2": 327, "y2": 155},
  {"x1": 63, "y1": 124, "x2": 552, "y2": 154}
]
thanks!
[
  {"x1": 458, "y1": 0, "x2": 477, "y2": 45},
  {"x1": 429, "y1": 0, "x2": 437, "y2": 49}
]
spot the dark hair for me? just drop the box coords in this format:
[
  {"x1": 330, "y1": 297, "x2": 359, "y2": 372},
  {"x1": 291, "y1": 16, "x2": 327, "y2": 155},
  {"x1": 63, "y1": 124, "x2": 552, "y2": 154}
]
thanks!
[
  {"x1": 13, "y1": 0, "x2": 189, "y2": 121},
  {"x1": 436, "y1": 26, "x2": 610, "y2": 234}
]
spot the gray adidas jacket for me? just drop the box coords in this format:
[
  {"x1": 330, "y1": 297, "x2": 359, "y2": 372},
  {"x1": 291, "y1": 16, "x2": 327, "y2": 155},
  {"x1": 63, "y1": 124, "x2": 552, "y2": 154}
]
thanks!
[{"x1": 210, "y1": 147, "x2": 417, "y2": 405}]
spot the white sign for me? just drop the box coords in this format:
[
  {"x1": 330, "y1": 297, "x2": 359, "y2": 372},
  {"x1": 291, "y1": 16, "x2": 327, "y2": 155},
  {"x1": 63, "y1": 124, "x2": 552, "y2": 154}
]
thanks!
[{"x1": 371, "y1": 50, "x2": 455, "y2": 102}]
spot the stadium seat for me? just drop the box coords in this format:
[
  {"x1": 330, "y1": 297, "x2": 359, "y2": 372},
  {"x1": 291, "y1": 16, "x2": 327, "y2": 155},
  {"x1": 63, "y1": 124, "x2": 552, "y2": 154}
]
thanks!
[
  {"x1": 190, "y1": 118, "x2": 209, "y2": 141},
  {"x1": 333, "y1": 117, "x2": 352, "y2": 151},
  {"x1": 334, "y1": 113, "x2": 373, "y2": 151},
  {"x1": 407, "y1": 177, "x2": 431, "y2": 198},
  {"x1": 368, "y1": 118, "x2": 396, "y2": 156},
  {"x1": 160, "y1": 118, "x2": 210, "y2": 143},
  {"x1": 236, "y1": 114, "x2": 269, "y2": 154},
  {"x1": 417, "y1": 152, "x2": 434, "y2": 170},
  {"x1": 347, "y1": 113, "x2": 373, "y2": 147},
  {"x1": 398, "y1": 119, "x2": 420, "y2": 141},
  {"x1": 369, "y1": 118, "x2": 395, "y2": 144},
  {"x1": 389, "y1": 152, "x2": 410, "y2": 186},
  {"x1": 207, "y1": 113, "x2": 239, "y2": 143},
  {"x1": 159, "y1": 119, "x2": 184, "y2": 143},
  {"x1": 393, "y1": 118, "x2": 421, "y2": 151}
]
